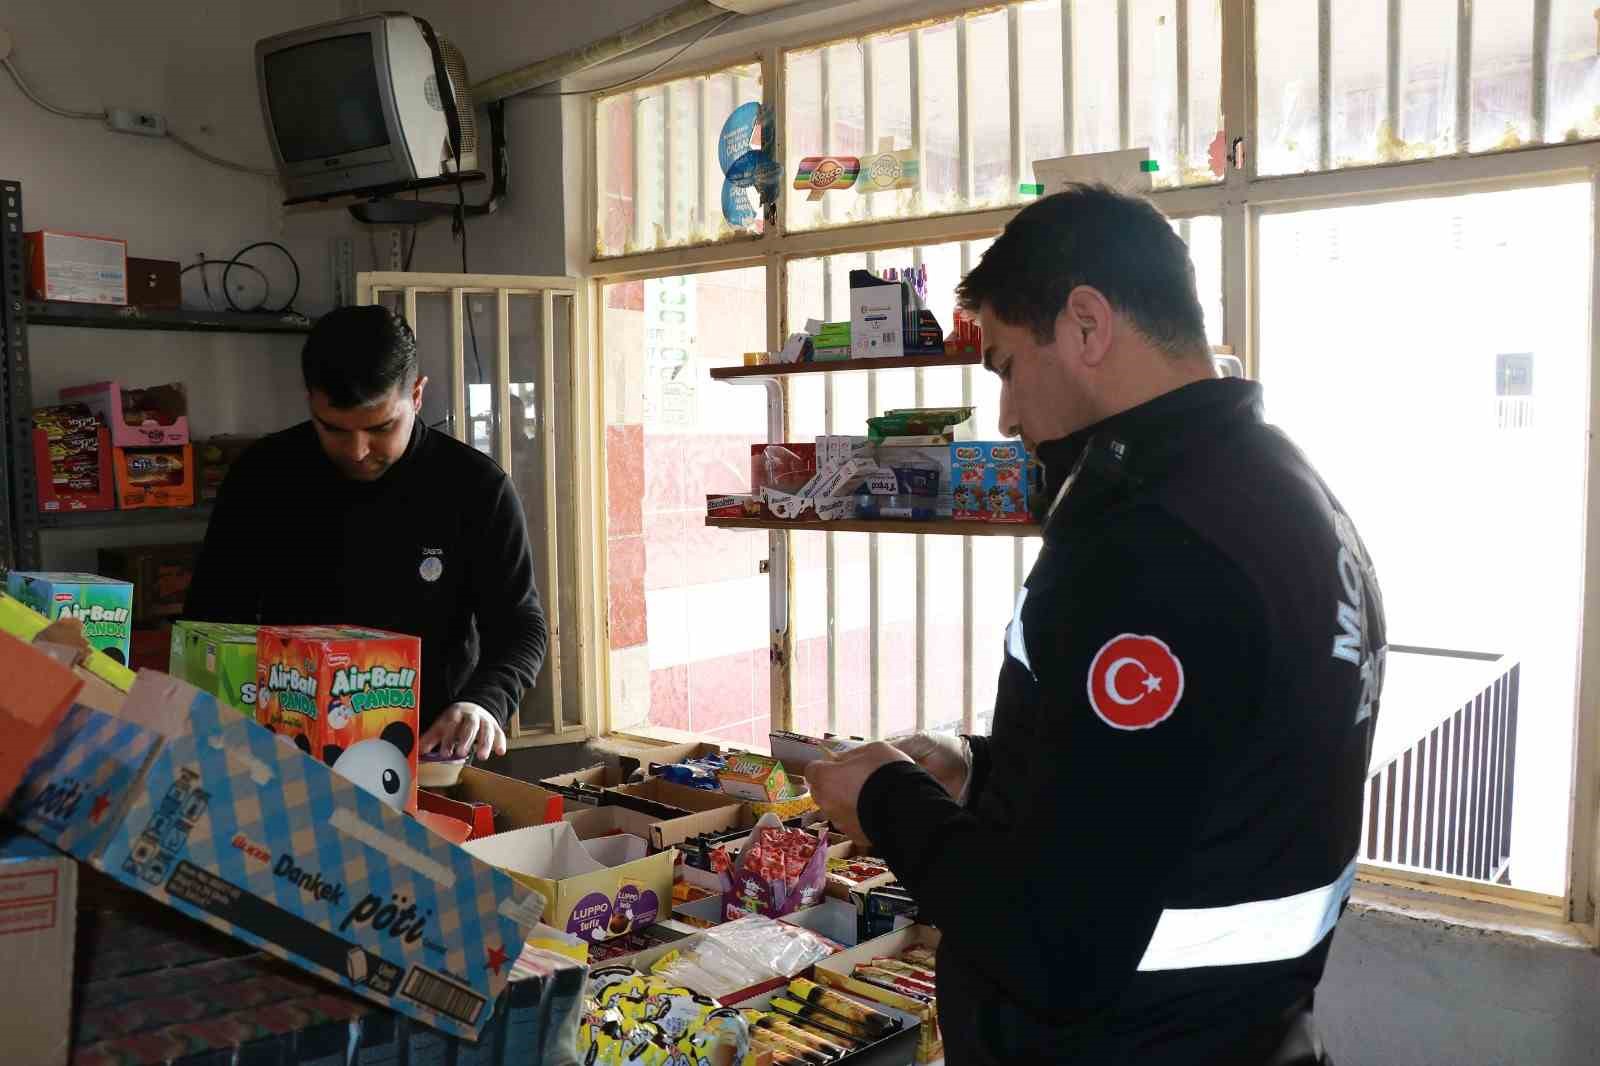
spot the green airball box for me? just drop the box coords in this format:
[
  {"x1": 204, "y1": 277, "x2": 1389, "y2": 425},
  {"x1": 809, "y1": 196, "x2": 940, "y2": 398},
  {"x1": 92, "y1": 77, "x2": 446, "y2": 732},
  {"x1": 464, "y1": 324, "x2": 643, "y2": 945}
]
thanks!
[
  {"x1": 5, "y1": 571, "x2": 134, "y2": 664},
  {"x1": 168, "y1": 620, "x2": 259, "y2": 715}
]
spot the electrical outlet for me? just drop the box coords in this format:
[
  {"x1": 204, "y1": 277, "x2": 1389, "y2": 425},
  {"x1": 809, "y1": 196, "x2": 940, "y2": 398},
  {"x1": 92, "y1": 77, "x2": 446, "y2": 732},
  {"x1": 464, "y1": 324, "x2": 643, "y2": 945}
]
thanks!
[{"x1": 106, "y1": 109, "x2": 167, "y2": 138}]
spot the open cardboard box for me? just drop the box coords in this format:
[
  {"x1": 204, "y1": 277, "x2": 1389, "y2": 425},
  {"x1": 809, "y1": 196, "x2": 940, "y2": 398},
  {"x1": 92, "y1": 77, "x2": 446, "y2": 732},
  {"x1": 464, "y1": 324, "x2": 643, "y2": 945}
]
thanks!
[
  {"x1": 9, "y1": 672, "x2": 538, "y2": 1040},
  {"x1": 607, "y1": 777, "x2": 749, "y2": 820},
  {"x1": 463, "y1": 821, "x2": 674, "y2": 947},
  {"x1": 814, "y1": 924, "x2": 944, "y2": 1065},
  {"x1": 0, "y1": 831, "x2": 76, "y2": 1066},
  {"x1": 421, "y1": 765, "x2": 565, "y2": 840}
]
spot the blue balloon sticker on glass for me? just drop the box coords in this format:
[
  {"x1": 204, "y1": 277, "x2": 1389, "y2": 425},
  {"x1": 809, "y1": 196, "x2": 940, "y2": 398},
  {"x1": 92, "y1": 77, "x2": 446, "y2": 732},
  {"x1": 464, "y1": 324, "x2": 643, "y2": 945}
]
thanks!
[
  {"x1": 722, "y1": 182, "x2": 758, "y2": 227},
  {"x1": 718, "y1": 102, "x2": 763, "y2": 172}
]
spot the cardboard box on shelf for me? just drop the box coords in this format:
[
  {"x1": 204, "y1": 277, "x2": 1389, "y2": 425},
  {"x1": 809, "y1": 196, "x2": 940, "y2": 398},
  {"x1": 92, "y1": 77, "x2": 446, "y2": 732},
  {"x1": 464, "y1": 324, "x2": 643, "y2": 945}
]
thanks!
[
  {"x1": 0, "y1": 832, "x2": 76, "y2": 1066},
  {"x1": 25, "y1": 229, "x2": 126, "y2": 305},
  {"x1": 423, "y1": 765, "x2": 565, "y2": 840},
  {"x1": 9, "y1": 672, "x2": 537, "y2": 1040},
  {"x1": 255, "y1": 624, "x2": 422, "y2": 812},
  {"x1": 464, "y1": 821, "x2": 675, "y2": 946},
  {"x1": 125, "y1": 256, "x2": 181, "y2": 309},
  {"x1": 98, "y1": 542, "x2": 199, "y2": 624},
  {"x1": 717, "y1": 752, "x2": 791, "y2": 803},
  {"x1": 32, "y1": 422, "x2": 114, "y2": 514},
  {"x1": 61, "y1": 381, "x2": 190, "y2": 448},
  {"x1": 195, "y1": 435, "x2": 260, "y2": 502},
  {"x1": 851, "y1": 272, "x2": 910, "y2": 360},
  {"x1": 6, "y1": 571, "x2": 134, "y2": 665},
  {"x1": 814, "y1": 924, "x2": 944, "y2": 1065},
  {"x1": 168, "y1": 620, "x2": 258, "y2": 716},
  {"x1": 112, "y1": 444, "x2": 197, "y2": 510}
]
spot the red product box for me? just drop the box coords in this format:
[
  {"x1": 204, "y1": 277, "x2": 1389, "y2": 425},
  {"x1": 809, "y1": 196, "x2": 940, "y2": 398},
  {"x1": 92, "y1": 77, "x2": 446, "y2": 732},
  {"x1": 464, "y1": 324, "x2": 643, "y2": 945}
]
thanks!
[
  {"x1": 256, "y1": 625, "x2": 422, "y2": 812},
  {"x1": 61, "y1": 381, "x2": 189, "y2": 448},
  {"x1": 33, "y1": 425, "x2": 114, "y2": 514}
]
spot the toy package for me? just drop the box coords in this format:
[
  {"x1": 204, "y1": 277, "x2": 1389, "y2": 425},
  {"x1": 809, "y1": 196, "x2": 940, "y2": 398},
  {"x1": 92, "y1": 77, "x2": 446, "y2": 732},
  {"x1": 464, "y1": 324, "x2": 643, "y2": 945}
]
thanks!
[
  {"x1": 951, "y1": 442, "x2": 1031, "y2": 523},
  {"x1": 168, "y1": 621, "x2": 258, "y2": 715},
  {"x1": 5, "y1": 571, "x2": 134, "y2": 664},
  {"x1": 255, "y1": 625, "x2": 421, "y2": 812}
]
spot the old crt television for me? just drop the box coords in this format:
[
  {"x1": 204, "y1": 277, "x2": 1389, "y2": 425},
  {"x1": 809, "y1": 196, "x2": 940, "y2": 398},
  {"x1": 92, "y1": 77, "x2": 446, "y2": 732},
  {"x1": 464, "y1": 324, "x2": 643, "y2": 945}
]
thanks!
[{"x1": 256, "y1": 13, "x2": 478, "y2": 203}]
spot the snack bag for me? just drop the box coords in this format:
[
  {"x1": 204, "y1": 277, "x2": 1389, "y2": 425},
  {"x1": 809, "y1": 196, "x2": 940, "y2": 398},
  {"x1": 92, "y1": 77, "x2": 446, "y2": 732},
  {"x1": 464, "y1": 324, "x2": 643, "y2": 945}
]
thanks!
[
  {"x1": 255, "y1": 625, "x2": 421, "y2": 812},
  {"x1": 713, "y1": 814, "x2": 830, "y2": 921},
  {"x1": 579, "y1": 968, "x2": 750, "y2": 1066}
]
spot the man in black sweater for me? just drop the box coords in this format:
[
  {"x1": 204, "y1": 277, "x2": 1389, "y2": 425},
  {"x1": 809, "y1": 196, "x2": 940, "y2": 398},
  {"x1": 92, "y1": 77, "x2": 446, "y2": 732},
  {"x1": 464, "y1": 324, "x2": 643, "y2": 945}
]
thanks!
[
  {"x1": 809, "y1": 187, "x2": 1383, "y2": 1064},
  {"x1": 185, "y1": 306, "x2": 548, "y2": 761}
]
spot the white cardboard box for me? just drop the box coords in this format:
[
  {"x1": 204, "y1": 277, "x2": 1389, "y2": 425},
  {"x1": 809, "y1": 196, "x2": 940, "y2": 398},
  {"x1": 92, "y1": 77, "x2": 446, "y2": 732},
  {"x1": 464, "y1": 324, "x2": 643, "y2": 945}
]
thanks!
[{"x1": 0, "y1": 832, "x2": 77, "y2": 1066}]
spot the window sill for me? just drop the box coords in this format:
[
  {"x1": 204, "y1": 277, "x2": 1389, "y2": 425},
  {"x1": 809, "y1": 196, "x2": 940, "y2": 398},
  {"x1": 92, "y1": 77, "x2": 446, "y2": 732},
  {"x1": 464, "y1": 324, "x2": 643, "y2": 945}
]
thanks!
[
  {"x1": 599, "y1": 724, "x2": 772, "y2": 756},
  {"x1": 1351, "y1": 873, "x2": 1594, "y2": 951}
]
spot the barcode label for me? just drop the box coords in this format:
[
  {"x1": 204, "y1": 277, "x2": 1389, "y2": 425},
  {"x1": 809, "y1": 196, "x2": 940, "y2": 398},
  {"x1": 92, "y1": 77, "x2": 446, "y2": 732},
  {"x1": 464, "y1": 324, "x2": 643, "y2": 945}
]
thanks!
[
  {"x1": 880, "y1": 331, "x2": 898, "y2": 344},
  {"x1": 400, "y1": 967, "x2": 486, "y2": 1026}
]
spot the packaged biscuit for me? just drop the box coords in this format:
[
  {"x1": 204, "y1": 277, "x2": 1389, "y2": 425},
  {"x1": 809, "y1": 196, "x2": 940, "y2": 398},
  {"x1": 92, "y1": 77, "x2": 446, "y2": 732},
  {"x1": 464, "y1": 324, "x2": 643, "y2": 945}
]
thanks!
[
  {"x1": 255, "y1": 625, "x2": 421, "y2": 812},
  {"x1": 5, "y1": 571, "x2": 134, "y2": 664}
]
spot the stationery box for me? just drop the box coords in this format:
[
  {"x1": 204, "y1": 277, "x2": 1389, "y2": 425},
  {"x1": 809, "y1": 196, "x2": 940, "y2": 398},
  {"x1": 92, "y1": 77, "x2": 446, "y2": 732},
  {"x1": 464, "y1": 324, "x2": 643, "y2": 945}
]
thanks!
[
  {"x1": 8, "y1": 673, "x2": 538, "y2": 1040},
  {"x1": 25, "y1": 230, "x2": 127, "y2": 304}
]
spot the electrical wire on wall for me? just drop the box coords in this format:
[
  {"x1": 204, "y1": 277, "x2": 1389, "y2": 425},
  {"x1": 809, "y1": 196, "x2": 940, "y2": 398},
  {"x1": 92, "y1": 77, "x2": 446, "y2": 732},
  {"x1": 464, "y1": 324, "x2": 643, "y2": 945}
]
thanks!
[
  {"x1": 2, "y1": 51, "x2": 276, "y2": 179},
  {"x1": 180, "y1": 242, "x2": 302, "y2": 314}
]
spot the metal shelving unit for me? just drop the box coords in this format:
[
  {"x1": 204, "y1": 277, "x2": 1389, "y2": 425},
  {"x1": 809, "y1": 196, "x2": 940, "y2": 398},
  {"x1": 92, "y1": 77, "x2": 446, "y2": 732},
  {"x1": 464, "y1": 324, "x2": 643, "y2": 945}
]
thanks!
[{"x1": 25, "y1": 300, "x2": 313, "y2": 335}]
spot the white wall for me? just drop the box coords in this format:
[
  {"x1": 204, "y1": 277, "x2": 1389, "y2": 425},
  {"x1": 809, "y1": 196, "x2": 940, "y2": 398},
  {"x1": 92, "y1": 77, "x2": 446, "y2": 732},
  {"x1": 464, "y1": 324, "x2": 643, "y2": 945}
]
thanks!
[{"x1": 0, "y1": 0, "x2": 360, "y2": 568}]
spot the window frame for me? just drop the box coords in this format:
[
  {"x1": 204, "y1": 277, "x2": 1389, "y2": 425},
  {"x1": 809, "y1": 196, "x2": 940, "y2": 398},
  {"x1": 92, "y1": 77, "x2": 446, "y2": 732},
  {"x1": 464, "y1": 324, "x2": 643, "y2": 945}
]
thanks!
[{"x1": 579, "y1": 0, "x2": 1600, "y2": 935}]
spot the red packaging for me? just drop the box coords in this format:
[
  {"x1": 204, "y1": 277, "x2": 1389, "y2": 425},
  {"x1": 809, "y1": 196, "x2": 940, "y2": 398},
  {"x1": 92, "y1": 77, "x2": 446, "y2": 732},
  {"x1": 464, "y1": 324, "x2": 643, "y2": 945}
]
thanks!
[
  {"x1": 33, "y1": 425, "x2": 114, "y2": 514},
  {"x1": 750, "y1": 443, "x2": 818, "y2": 496},
  {"x1": 715, "y1": 815, "x2": 830, "y2": 921}
]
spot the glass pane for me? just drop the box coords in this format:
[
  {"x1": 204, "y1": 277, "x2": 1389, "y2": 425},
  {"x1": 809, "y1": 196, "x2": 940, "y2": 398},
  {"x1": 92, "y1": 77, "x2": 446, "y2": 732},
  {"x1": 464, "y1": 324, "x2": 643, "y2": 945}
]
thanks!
[
  {"x1": 1256, "y1": 0, "x2": 1321, "y2": 175},
  {"x1": 463, "y1": 294, "x2": 498, "y2": 458},
  {"x1": 1128, "y1": 0, "x2": 1180, "y2": 184},
  {"x1": 827, "y1": 41, "x2": 868, "y2": 227},
  {"x1": 1398, "y1": 0, "x2": 1460, "y2": 157},
  {"x1": 1549, "y1": 1, "x2": 1600, "y2": 142},
  {"x1": 1019, "y1": 0, "x2": 1068, "y2": 171},
  {"x1": 1330, "y1": 0, "x2": 1389, "y2": 167},
  {"x1": 1173, "y1": 215, "x2": 1224, "y2": 349},
  {"x1": 1185, "y1": 0, "x2": 1225, "y2": 182},
  {"x1": 784, "y1": 49, "x2": 825, "y2": 232},
  {"x1": 968, "y1": 9, "x2": 1015, "y2": 207},
  {"x1": 603, "y1": 268, "x2": 770, "y2": 745},
  {"x1": 1470, "y1": 0, "x2": 1535, "y2": 151},
  {"x1": 1072, "y1": 0, "x2": 1122, "y2": 154},
  {"x1": 406, "y1": 293, "x2": 455, "y2": 439},
  {"x1": 1258, "y1": 183, "x2": 1592, "y2": 894},
  {"x1": 921, "y1": 22, "x2": 962, "y2": 213},
  {"x1": 594, "y1": 63, "x2": 762, "y2": 258},
  {"x1": 868, "y1": 32, "x2": 915, "y2": 220}
]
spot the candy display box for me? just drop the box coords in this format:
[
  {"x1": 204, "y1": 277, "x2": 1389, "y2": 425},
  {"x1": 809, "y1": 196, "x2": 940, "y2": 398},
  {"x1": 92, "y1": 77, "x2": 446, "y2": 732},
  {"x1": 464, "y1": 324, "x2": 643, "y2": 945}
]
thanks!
[{"x1": 9, "y1": 672, "x2": 537, "y2": 1040}]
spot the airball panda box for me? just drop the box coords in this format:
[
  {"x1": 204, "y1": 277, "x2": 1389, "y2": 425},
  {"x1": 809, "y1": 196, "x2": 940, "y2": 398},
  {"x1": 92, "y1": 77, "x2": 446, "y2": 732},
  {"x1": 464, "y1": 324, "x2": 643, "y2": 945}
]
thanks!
[{"x1": 255, "y1": 625, "x2": 421, "y2": 814}]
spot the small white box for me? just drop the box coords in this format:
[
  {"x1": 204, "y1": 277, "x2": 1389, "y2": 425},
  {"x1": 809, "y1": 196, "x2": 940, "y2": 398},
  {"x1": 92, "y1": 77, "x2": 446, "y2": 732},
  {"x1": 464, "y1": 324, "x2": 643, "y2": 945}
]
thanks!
[
  {"x1": 852, "y1": 280, "x2": 907, "y2": 359},
  {"x1": 25, "y1": 230, "x2": 127, "y2": 305}
]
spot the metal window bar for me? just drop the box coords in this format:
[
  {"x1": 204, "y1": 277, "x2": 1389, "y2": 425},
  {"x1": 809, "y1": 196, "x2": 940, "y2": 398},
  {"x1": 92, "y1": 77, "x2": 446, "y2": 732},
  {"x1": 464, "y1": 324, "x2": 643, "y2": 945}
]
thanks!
[
  {"x1": 961, "y1": 243, "x2": 977, "y2": 736},
  {"x1": 912, "y1": 245, "x2": 928, "y2": 733},
  {"x1": 1456, "y1": 0, "x2": 1472, "y2": 152},
  {"x1": 1176, "y1": 0, "x2": 1191, "y2": 173},
  {"x1": 360, "y1": 275, "x2": 577, "y2": 741},
  {"x1": 864, "y1": 251, "x2": 881, "y2": 739},
  {"x1": 632, "y1": 91, "x2": 647, "y2": 251},
  {"x1": 1118, "y1": 0, "x2": 1132, "y2": 149},
  {"x1": 1386, "y1": 0, "x2": 1403, "y2": 140},
  {"x1": 697, "y1": 78, "x2": 710, "y2": 239},
  {"x1": 1362, "y1": 654, "x2": 1519, "y2": 883},
  {"x1": 957, "y1": 16, "x2": 975, "y2": 205},
  {"x1": 663, "y1": 86, "x2": 675, "y2": 245},
  {"x1": 1318, "y1": 0, "x2": 1333, "y2": 170},
  {"x1": 1008, "y1": 4, "x2": 1024, "y2": 193},
  {"x1": 823, "y1": 258, "x2": 840, "y2": 734},
  {"x1": 1532, "y1": 0, "x2": 1552, "y2": 144},
  {"x1": 1061, "y1": 0, "x2": 1076, "y2": 153}
]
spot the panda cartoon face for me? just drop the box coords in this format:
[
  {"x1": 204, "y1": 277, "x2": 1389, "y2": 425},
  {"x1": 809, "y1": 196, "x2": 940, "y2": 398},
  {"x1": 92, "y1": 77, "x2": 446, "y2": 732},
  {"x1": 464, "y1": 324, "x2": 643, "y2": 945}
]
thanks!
[
  {"x1": 326, "y1": 721, "x2": 414, "y2": 811},
  {"x1": 326, "y1": 696, "x2": 353, "y2": 731}
]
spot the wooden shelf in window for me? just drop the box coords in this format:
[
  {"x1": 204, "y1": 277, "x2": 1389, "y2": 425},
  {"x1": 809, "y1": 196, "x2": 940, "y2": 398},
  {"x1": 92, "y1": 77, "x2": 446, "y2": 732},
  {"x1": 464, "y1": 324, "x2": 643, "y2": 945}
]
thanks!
[
  {"x1": 27, "y1": 300, "x2": 314, "y2": 335},
  {"x1": 706, "y1": 516, "x2": 1040, "y2": 537},
  {"x1": 709, "y1": 353, "x2": 981, "y2": 381}
]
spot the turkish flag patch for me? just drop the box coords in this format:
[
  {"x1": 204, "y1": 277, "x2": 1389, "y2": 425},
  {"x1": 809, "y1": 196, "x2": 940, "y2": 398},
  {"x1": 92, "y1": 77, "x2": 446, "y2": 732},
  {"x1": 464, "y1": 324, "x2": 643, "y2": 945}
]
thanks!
[{"x1": 1086, "y1": 633, "x2": 1185, "y2": 730}]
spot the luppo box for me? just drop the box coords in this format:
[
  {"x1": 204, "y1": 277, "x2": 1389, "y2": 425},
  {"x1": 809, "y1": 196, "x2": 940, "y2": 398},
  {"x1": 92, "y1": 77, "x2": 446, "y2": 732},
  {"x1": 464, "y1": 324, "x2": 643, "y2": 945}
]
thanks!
[
  {"x1": 951, "y1": 442, "x2": 1031, "y2": 523},
  {"x1": 256, "y1": 625, "x2": 422, "y2": 813},
  {"x1": 6, "y1": 572, "x2": 134, "y2": 664},
  {"x1": 9, "y1": 672, "x2": 537, "y2": 1041},
  {"x1": 169, "y1": 621, "x2": 258, "y2": 716}
]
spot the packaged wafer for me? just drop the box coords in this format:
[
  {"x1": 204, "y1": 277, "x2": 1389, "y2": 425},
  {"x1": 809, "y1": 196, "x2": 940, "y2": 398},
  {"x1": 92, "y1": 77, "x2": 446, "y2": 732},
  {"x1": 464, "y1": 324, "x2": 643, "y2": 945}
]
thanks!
[
  {"x1": 787, "y1": 978, "x2": 898, "y2": 1037},
  {"x1": 770, "y1": 996, "x2": 883, "y2": 1043},
  {"x1": 756, "y1": 1016, "x2": 855, "y2": 1058}
]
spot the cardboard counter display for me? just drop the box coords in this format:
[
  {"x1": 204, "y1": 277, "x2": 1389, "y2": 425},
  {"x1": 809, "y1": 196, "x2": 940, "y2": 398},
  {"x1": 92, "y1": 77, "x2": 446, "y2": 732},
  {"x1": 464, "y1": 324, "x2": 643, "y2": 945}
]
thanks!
[
  {"x1": 9, "y1": 672, "x2": 540, "y2": 1040},
  {"x1": 421, "y1": 764, "x2": 566, "y2": 840},
  {"x1": 464, "y1": 820, "x2": 675, "y2": 947},
  {"x1": 0, "y1": 832, "x2": 76, "y2": 1066},
  {"x1": 815, "y1": 924, "x2": 944, "y2": 1066}
]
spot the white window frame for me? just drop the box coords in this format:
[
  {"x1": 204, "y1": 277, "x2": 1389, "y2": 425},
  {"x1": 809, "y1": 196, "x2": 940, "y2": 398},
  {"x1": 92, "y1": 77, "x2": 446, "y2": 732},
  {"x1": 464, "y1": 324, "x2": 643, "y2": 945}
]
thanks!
[{"x1": 578, "y1": 1, "x2": 1600, "y2": 936}]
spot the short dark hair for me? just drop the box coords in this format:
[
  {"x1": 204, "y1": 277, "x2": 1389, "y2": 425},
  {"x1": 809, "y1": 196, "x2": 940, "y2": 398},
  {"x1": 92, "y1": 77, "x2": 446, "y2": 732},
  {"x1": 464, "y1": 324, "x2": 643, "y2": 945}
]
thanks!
[
  {"x1": 956, "y1": 183, "x2": 1209, "y2": 358},
  {"x1": 302, "y1": 305, "x2": 419, "y2": 408}
]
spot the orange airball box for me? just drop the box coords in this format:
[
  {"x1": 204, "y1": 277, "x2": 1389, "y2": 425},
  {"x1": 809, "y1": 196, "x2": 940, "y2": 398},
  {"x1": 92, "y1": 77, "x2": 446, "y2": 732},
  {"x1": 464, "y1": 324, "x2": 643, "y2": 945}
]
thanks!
[{"x1": 255, "y1": 625, "x2": 422, "y2": 812}]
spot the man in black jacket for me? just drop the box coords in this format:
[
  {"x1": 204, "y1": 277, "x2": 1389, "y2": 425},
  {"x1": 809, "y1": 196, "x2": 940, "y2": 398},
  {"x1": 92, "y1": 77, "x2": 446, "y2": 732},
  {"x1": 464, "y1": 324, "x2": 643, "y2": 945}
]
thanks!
[
  {"x1": 809, "y1": 185, "x2": 1384, "y2": 1065},
  {"x1": 185, "y1": 306, "x2": 547, "y2": 761}
]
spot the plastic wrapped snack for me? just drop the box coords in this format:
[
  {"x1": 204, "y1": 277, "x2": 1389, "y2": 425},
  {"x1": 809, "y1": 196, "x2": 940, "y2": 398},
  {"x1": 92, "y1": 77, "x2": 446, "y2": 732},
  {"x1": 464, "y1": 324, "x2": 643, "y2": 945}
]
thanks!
[
  {"x1": 714, "y1": 815, "x2": 830, "y2": 920},
  {"x1": 579, "y1": 968, "x2": 750, "y2": 1066},
  {"x1": 647, "y1": 917, "x2": 837, "y2": 1001}
]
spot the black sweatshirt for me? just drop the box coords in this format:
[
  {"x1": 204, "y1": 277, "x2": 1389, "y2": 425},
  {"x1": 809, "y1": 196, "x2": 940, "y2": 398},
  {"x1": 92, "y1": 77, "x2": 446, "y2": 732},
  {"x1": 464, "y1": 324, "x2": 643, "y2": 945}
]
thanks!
[
  {"x1": 184, "y1": 419, "x2": 548, "y2": 732},
  {"x1": 858, "y1": 380, "x2": 1386, "y2": 1065}
]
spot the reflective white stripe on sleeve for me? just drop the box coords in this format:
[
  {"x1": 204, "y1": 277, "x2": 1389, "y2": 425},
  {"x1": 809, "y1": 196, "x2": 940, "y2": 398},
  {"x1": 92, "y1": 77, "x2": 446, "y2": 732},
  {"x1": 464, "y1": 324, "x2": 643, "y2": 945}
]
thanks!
[
  {"x1": 1007, "y1": 587, "x2": 1032, "y2": 674},
  {"x1": 1136, "y1": 858, "x2": 1358, "y2": 972}
]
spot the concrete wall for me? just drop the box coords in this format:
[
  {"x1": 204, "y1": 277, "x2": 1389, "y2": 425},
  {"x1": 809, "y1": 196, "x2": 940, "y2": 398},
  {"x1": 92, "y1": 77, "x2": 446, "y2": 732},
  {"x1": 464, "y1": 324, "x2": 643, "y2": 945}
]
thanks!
[{"x1": 1320, "y1": 907, "x2": 1600, "y2": 1066}]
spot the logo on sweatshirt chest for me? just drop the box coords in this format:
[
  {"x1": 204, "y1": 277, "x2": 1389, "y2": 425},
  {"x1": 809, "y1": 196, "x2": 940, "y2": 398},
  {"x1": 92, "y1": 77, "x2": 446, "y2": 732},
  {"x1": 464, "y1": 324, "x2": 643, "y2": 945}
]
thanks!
[{"x1": 418, "y1": 547, "x2": 444, "y2": 583}]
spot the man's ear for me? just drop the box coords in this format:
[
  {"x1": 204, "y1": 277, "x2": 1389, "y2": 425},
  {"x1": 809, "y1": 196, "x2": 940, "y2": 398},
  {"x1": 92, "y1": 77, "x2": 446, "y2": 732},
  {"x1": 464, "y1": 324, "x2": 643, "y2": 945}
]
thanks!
[
  {"x1": 1062, "y1": 286, "x2": 1115, "y2": 368},
  {"x1": 412, "y1": 375, "x2": 429, "y2": 413}
]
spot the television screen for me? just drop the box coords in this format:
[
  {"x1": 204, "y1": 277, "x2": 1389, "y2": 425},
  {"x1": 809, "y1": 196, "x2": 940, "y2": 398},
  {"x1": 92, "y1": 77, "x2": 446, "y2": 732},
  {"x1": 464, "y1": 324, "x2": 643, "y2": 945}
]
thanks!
[{"x1": 264, "y1": 34, "x2": 390, "y2": 163}]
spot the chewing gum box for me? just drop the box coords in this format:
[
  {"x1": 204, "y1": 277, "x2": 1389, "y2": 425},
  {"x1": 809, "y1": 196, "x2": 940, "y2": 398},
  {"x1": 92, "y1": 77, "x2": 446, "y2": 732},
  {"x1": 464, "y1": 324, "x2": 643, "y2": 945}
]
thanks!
[
  {"x1": 255, "y1": 625, "x2": 421, "y2": 813},
  {"x1": 9, "y1": 672, "x2": 537, "y2": 1040},
  {"x1": 6, "y1": 571, "x2": 134, "y2": 665}
]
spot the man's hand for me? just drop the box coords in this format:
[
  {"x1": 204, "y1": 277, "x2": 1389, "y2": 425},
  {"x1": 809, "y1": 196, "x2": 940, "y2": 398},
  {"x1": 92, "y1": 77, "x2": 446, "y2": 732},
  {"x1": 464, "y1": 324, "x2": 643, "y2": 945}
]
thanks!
[
  {"x1": 421, "y1": 702, "x2": 507, "y2": 761},
  {"x1": 805, "y1": 742, "x2": 914, "y2": 847},
  {"x1": 890, "y1": 731, "x2": 971, "y2": 800}
]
